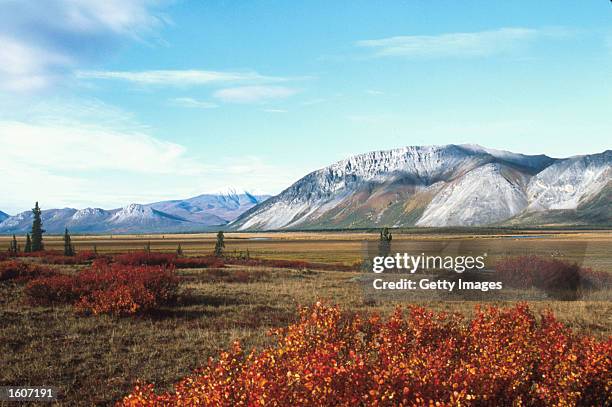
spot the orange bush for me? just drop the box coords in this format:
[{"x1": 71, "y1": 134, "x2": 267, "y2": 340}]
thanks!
[
  {"x1": 121, "y1": 303, "x2": 611, "y2": 406},
  {"x1": 25, "y1": 263, "x2": 179, "y2": 316}
]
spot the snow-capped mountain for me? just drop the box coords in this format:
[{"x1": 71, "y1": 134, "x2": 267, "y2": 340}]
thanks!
[
  {"x1": 0, "y1": 192, "x2": 268, "y2": 234},
  {"x1": 231, "y1": 145, "x2": 611, "y2": 230},
  {"x1": 0, "y1": 210, "x2": 9, "y2": 222},
  {"x1": 148, "y1": 191, "x2": 267, "y2": 225}
]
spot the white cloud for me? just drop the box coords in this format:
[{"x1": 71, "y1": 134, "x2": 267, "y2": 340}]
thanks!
[
  {"x1": 0, "y1": 35, "x2": 73, "y2": 92},
  {"x1": 169, "y1": 97, "x2": 218, "y2": 109},
  {"x1": 213, "y1": 86, "x2": 299, "y2": 103},
  {"x1": 0, "y1": 0, "x2": 166, "y2": 92},
  {"x1": 0, "y1": 99, "x2": 305, "y2": 213},
  {"x1": 76, "y1": 69, "x2": 278, "y2": 86},
  {"x1": 356, "y1": 27, "x2": 539, "y2": 58},
  {"x1": 0, "y1": 120, "x2": 206, "y2": 176},
  {"x1": 262, "y1": 108, "x2": 288, "y2": 113}
]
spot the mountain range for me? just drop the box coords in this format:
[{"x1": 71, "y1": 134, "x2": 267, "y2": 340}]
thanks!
[
  {"x1": 0, "y1": 192, "x2": 269, "y2": 234},
  {"x1": 2, "y1": 145, "x2": 610, "y2": 234},
  {"x1": 230, "y1": 144, "x2": 611, "y2": 230}
]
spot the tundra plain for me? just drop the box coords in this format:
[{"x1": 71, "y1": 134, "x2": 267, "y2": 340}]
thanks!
[{"x1": 0, "y1": 230, "x2": 610, "y2": 405}]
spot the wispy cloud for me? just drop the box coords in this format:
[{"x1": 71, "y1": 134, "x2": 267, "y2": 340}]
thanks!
[
  {"x1": 262, "y1": 108, "x2": 288, "y2": 113},
  {"x1": 169, "y1": 97, "x2": 218, "y2": 109},
  {"x1": 0, "y1": 98, "x2": 307, "y2": 212},
  {"x1": 356, "y1": 27, "x2": 539, "y2": 58},
  {"x1": 0, "y1": 35, "x2": 73, "y2": 91},
  {"x1": 0, "y1": 0, "x2": 167, "y2": 92},
  {"x1": 76, "y1": 69, "x2": 290, "y2": 86},
  {"x1": 0, "y1": 120, "x2": 206, "y2": 176},
  {"x1": 213, "y1": 86, "x2": 299, "y2": 104}
]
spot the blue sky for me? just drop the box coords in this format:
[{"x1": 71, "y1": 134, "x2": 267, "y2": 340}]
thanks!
[{"x1": 1, "y1": 0, "x2": 611, "y2": 214}]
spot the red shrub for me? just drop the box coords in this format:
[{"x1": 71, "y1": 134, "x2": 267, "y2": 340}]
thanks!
[
  {"x1": 114, "y1": 251, "x2": 177, "y2": 266},
  {"x1": 76, "y1": 285, "x2": 155, "y2": 316},
  {"x1": 25, "y1": 274, "x2": 80, "y2": 305},
  {"x1": 0, "y1": 260, "x2": 55, "y2": 281},
  {"x1": 173, "y1": 256, "x2": 225, "y2": 269},
  {"x1": 76, "y1": 250, "x2": 98, "y2": 262},
  {"x1": 19, "y1": 250, "x2": 64, "y2": 258},
  {"x1": 41, "y1": 250, "x2": 99, "y2": 265},
  {"x1": 25, "y1": 263, "x2": 179, "y2": 316},
  {"x1": 121, "y1": 303, "x2": 611, "y2": 406},
  {"x1": 496, "y1": 255, "x2": 610, "y2": 298}
]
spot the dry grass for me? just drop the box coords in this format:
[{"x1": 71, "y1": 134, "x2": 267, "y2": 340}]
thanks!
[{"x1": 1, "y1": 263, "x2": 611, "y2": 405}]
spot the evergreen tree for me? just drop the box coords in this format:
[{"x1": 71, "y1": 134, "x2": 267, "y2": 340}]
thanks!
[
  {"x1": 378, "y1": 227, "x2": 393, "y2": 257},
  {"x1": 63, "y1": 228, "x2": 75, "y2": 256},
  {"x1": 214, "y1": 231, "x2": 225, "y2": 257},
  {"x1": 24, "y1": 233, "x2": 32, "y2": 253},
  {"x1": 93, "y1": 245, "x2": 98, "y2": 255},
  {"x1": 176, "y1": 243, "x2": 183, "y2": 256},
  {"x1": 9, "y1": 235, "x2": 18, "y2": 255},
  {"x1": 31, "y1": 202, "x2": 45, "y2": 252},
  {"x1": 144, "y1": 241, "x2": 151, "y2": 253}
]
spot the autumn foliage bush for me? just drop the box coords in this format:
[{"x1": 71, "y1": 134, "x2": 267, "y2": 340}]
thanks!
[
  {"x1": 113, "y1": 251, "x2": 178, "y2": 266},
  {"x1": 26, "y1": 263, "x2": 179, "y2": 316},
  {"x1": 121, "y1": 302, "x2": 611, "y2": 406},
  {"x1": 0, "y1": 260, "x2": 55, "y2": 281},
  {"x1": 496, "y1": 255, "x2": 611, "y2": 298}
]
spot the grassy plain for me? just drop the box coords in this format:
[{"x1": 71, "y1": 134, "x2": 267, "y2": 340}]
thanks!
[{"x1": 0, "y1": 230, "x2": 610, "y2": 405}]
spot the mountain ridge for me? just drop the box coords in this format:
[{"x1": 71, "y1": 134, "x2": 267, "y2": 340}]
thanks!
[
  {"x1": 0, "y1": 192, "x2": 269, "y2": 234},
  {"x1": 230, "y1": 145, "x2": 611, "y2": 230}
]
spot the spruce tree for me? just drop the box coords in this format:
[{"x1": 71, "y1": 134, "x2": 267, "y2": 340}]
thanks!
[
  {"x1": 63, "y1": 228, "x2": 75, "y2": 256},
  {"x1": 214, "y1": 231, "x2": 225, "y2": 257},
  {"x1": 378, "y1": 227, "x2": 392, "y2": 257},
  {"x1": 176, "y1": 243, "x2": 183, "y2": 256},
  {"x1": 24, "y1": 233, "x2": 32, "y2": 253},
  {"x1": 9, "y1": 235, "x2": 18, "y2": 255},
  {"x1": 31, "y1": 202, "x2": 45, "y2": 252},
  {"x1": 144, "y1": 241, "x2": 151, "y2": 253}
]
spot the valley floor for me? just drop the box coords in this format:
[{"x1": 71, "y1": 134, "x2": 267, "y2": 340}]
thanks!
[{"x1": 1, "y1": 231, "x2": 610, "y2": 405}]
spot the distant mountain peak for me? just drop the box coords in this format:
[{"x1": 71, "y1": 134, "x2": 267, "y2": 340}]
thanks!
[{"x1": 0, "y1": 192, "x2": 269, "y2": 235}]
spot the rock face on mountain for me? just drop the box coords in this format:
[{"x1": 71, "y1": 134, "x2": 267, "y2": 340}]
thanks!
[
  {"x1": 231, "y1": 145, "x2": 611, "y2": 230},
  {"x1": 0, "y1": 211, "x2": 8, "y2": 222},
  {"x1": 0, "y1": 192, "x2": 268, "y2": 234}
]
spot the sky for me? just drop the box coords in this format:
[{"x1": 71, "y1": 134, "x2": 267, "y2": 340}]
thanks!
[{"x1": 1, "y1": 0, "x2": 611, "y2": 214}]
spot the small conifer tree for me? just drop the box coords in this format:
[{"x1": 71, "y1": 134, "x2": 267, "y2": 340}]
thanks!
[
  {"x1": 31, "y1": 202, "x2": 45, "y2": 252},
  {"x1": 24, "y1": 233, "x2": 32, "y2": 253},
  {"x1": 63, "y1": 228, "x2": 75, "y2": 256},
  {"x1": 9, "y1": 235, "x2": 18, "y2": 255},
  {"x1": 378, "y1": 227, "x2": 393, "y2": 257},
  {"x1": 214, "y1": 231, "x2": 225, "y2": 257},
  {"x1": 177, "y1": 243, "x2": 183, "y2": 256}
]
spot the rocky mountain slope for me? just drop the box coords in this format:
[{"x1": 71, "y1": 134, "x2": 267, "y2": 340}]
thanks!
[
  {"x1": 231, "y1": 145, "x2": 611, "y2": 230},
  {"x1": 0, "y1": 192, "x2": 268, "y2": 234}
]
